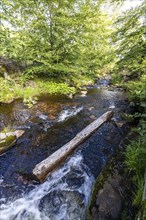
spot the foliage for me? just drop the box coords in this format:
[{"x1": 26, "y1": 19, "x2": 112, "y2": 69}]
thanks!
[
  {"x1": 111, "y1": 1, "x2": 146, "y2": 216},
  {"x1": 68, "y1": 73, "x2": 94, "y2": 88},
  {"x1": 125, "y1": 122, "x2": 146, "y2": 206},
  {"x1": 113, "y1": 0, "x2": 146, "y2": 77},
  {"x1": 0, "y1": 0, "x2": 114, "y2": 78},
  {"x1": 125, "y1": 74, "x2": 146, "y2": 102},
  {"x1": 0, "y1": 76, "x2": 75, "y2": 107},
  {"x1": 111, "y1": 72, "x2": 123, "y2": 84}
]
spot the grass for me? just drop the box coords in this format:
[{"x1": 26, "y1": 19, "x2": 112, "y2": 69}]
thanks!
[
  {"x1": 123, "y1": 72, "x2": 146, "y2": 218},
  {"x1": 125, "y1": 137, "x2": 146, "y2": 219},
  {"x1": 125, "y1": 130, "x2": 146, "y2": 206},
  {"x1": 0, "y1": 70, "x2": 95, "y2": 107},
  {"x1": 109, "y1": 71, "x2": 146, "y2": 217},
  {"x1": 0, "y1": 75, "x2": 76, "y2": 107},
  {"x1": 123, "y1": 74, "x2": 146, "y2": 102}
]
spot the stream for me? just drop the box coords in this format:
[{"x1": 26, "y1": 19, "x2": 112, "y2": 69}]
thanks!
[{"x1": 0, "y1": 84, "x2": 130, "y2": 220}]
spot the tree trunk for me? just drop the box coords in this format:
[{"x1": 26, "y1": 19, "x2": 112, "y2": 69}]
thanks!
[
  {"x1": 33, "y1": 111, "x2": 113, "y2": 181},
  {"x1": 143, "y1": 169, "x2": 146, "y2": 201}
]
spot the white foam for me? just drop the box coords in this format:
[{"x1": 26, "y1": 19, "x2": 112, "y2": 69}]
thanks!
[
  {"x1": 0, "y1": 175, "x2": 4, "y2": 184},
  {"x1": 39, "y1": 114, "x2": 48, "y2": 120},
  {"x1": 0, "y1": 154, "x2": 94, "y2": 220},
  {"x1": 109, "y1": 104, "x2": 115, "y2": 109},
  {"x1": 57, "y1": 107, "x2": 83, "y2": 122}
]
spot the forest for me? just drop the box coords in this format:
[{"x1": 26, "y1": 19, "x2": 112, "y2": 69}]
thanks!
[{"x1": 0, "y1": 0, "x2": 146, "y2": 219}]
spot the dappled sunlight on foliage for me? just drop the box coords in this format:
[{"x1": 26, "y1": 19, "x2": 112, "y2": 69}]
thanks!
[
  {"x1": 0, "y1": 0, "x2": 114, "y2": 78},
  {"x1": 125, "y1": 74, "x2": 146, "y2": 101},
  {"x1": 0, "y1": 77, "x2": 75, "y2": 106}
]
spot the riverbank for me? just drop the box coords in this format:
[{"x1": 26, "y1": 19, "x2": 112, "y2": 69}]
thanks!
[
  {"x1": 86, "y1": 74, "x2": 146, "y2": 220},
  {"x1": 87, "y1": 127, "x2": 146, "y2": 220},
  {"x1": 86, "y1": 130, "x2": 138, "y2": 220},
  {"x1": 0, "y1": 76, "x2": 75, "y2": 106},
  {"x1": 0, "y1": 72, "x2": 95, "y2": 107}
]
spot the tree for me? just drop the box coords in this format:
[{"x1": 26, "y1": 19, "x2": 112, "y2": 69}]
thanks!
[
  {"x1": 0, "y1": 0, "x2": 114, "y2": 77},
  {"x1": 113, "y1": 0, "x2": 146, "y2": 77}
]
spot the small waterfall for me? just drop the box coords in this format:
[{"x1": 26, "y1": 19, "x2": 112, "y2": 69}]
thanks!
[
  {"x1": 109, "y1": 100, "x2": 115, "y2": 109},
  {"x1": 0, "y1": 154, "x2": 94, "y2": 220},
  {"x1": 57, "y1": 107, "x2": 83, "y2": 122}
]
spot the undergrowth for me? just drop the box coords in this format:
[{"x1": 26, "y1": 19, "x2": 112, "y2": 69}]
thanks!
[
  {"x1": 0, "y1": 75, "x2": 76, "y2": 107},
  {"x1": 0, "y1": 71, "x2": 95, "y2": 107},
  {"x1": 124, "y1": 73, "x2": 146, "y2": 219}
]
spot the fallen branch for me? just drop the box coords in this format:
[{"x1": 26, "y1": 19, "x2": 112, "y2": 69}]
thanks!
[{"x1": 33, "y1": 111, "x2": 114, "y2": 181}]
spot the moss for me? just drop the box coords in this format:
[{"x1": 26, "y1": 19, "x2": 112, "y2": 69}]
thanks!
[
  {"x1": 0, "y1": 65, "x2": 7, "y2": 76},
  {"x1": 86, "y1": 157, "x2": 119, "y2": 220},
  {"x1": 0, "y1": 135, "x2": 16, "y2": 154}
]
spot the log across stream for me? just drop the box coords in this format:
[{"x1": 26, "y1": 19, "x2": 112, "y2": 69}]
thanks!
[{"x1": 33, "y1": 111, "x2": 113, "y2": 181}]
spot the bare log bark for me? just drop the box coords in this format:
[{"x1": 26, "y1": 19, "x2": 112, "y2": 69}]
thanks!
[{"x1": 33, "y1": 111, "x2": 114, "y2": 181}]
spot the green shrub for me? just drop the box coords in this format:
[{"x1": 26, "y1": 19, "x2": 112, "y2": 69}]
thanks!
[
  {"x1": 111, "y1": 72, "x2": 123, "y2": 85},
  {"x1": 125, "y1": 123, "x2": 146, "y2": 206},
  {"x1": 0, "y1": 76, "x2": 75, "y2": 106},
  {"x1": 125, "y1": 74, "x2": 146, "y2": 102}
]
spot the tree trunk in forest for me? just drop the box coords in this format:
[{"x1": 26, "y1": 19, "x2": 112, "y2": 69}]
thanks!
[
  {"x1": 143, "y1": 169, "x2": 146, "y2": 201},
  {"x1": 33, "y1": 111, "x2": 114, "y2": 181}
]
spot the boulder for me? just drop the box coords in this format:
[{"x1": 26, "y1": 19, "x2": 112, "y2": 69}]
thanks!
[
  {"x1": 80, "y1": 90, "x2": 87, "y2": 97},
  {"x1": 93, "y1": 174, "x2": 123, "y2": 220},
  {"x1": 39, "y1": 190, "x2": 85, "y2": 220},
  {"x1": 0, "y1": 135, "x2": 16, "y2": 154},
  {"x1": 0, "y1": 130, "x2": 25, "y2": 154}
]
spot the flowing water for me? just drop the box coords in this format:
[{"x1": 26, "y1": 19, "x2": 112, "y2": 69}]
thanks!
[{"x1": 0, "y1": 85, "x2": 130, "y2": 220}]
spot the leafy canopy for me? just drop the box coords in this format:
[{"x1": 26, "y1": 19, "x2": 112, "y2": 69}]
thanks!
[{"x1": 0, "y1": 0, "x2": 114, "y2": 77}]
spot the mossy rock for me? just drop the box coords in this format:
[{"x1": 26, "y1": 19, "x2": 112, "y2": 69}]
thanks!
[
  {"x1": 0, "y1": 65, "x2": 7, "y2": 77},
  {"x1": 0, "y1": 134, "x2": 16, "y2": 155},
  {"x1": 86, "y1": 152, "x2": 126, "y2": 220},
  {"x1": 86, "y1": 160, "x2": 115, "y2": 220}
]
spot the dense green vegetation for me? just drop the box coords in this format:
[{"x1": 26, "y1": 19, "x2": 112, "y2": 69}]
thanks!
[
  {"x1": 0, "y1": 75, "x2": 76, "y2": 106},
  {"x1": 0, "y1": 0, "x2": 146, "y2": 218},
  {"x1": 112, "y1": 1, "x2": 146, "y2": 218},
  {"x1": 0, "y1": 0, "x2": 114, "y2": 75},
  {"x1": 0, "y1": 0, "x2": 115, "y2": 103}
]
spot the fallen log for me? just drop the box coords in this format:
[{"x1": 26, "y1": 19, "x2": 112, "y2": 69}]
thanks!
[{"x1": 33, "y1": 111, "x2": 114, "y2": 181}]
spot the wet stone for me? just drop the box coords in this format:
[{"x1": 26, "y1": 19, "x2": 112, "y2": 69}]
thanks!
[
  {"x1": 14, "y1": 210, "x2": 37, "y2": 220},
  {"x1": 39, "y1": 190, "x2": 85, "y2": 220},
  {"x1": 0, "y1": 135, "x2": 16, "y2": 155},
  {"x1": 63, "y1": 172, "x2": 85, "y2": 189},
  {"x1": 93, "y1": 173, "x2": 124, "y2": 220}
]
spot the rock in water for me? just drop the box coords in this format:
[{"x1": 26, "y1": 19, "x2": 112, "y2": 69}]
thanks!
[
  {"x1": 0, "y1": 130, "x2": 25, "y2": 154},
  {"x1": 39, "y1": 190, "x2": 85, "y2": 220},
  {"x1": 0, "y1": 135, "x2": 16, "y2": 154},
  {"x1": 14, "y1": 130, "x2": 25, "y2": 138},
  {"x1": 80, "y1": 90, "x2": 87, "y2": 97}
]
